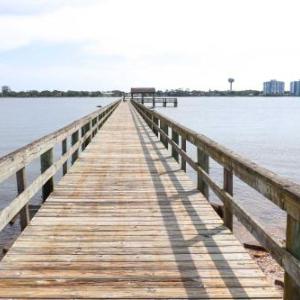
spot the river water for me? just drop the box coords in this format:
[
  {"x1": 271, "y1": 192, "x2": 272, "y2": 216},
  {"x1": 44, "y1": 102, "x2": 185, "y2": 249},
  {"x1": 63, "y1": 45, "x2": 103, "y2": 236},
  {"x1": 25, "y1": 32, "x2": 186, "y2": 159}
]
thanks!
[
  {"x1": 155, "y1": 97, "x2": 300, "y2": 243},
  {"x1": 0, "y1": 97, "x2": 299, "y2": 249}
]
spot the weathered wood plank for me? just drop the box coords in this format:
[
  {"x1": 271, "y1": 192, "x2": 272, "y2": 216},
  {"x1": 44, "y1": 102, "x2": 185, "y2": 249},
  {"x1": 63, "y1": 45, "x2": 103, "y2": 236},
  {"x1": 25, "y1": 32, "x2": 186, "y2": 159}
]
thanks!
[
  {"x1": 0, "y1": 102, "x2": 281, "y2": 299},
  {"x1": 16, "y1": 167, "x2": 30, "y2": 231}
]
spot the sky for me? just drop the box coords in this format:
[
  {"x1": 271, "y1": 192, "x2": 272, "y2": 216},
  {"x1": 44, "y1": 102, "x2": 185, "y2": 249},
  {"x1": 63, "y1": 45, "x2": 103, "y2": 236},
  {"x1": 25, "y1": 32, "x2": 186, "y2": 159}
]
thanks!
[{"x1": 0, "y1": 0, "x2": 299, "y2": 91}]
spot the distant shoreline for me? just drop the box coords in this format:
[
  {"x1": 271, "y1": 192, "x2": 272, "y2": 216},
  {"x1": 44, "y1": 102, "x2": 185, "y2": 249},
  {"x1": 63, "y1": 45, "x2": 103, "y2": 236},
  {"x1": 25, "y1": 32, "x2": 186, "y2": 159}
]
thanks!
[
  {"x1": 1, "y1": 95, "x2": 298, "y2": 98},
  {"x1": 0, "y1": 89, "x2": 297, "y2": 98}
]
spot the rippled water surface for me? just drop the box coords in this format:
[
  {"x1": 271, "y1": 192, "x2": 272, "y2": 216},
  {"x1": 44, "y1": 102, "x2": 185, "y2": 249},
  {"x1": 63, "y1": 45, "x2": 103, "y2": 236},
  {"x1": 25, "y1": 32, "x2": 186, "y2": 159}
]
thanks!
[{"x1": 0, "y1": 97, "x2": 115, "y2": 157}]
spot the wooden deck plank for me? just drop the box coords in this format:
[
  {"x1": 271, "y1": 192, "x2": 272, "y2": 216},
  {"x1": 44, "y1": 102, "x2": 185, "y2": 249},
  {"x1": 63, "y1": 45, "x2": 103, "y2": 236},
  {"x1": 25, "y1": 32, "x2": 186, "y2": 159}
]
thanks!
[{"x1": 0, "y1": 102, "x2": 281, "y2": 299}]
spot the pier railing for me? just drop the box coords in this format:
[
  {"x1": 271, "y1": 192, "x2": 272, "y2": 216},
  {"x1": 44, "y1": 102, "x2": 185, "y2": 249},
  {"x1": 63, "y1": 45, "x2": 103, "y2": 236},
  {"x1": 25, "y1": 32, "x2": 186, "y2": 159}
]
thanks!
[
  {"x1": 131, "y1": 97, "x2": 178, "y2": 107},
  {"x1": 132, "y1": 99, "x2": 300, "y2": 298},
  {"x1": 0, "y1": 100, "x2": 120, "y2": 234}
]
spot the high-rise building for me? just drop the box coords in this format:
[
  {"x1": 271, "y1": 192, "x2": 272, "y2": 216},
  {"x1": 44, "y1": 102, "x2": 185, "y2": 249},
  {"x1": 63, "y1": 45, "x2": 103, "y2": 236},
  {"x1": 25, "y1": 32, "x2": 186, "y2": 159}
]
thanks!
[
  {"x1": 290, "y1": 81, "x2": 300, "y2": 96},
  {"x1": 1, "y1": 85, "x2": 11, "y2": 94},
  {"x1": 263, "y1": 80, "x2": 285, "y2": 96}
]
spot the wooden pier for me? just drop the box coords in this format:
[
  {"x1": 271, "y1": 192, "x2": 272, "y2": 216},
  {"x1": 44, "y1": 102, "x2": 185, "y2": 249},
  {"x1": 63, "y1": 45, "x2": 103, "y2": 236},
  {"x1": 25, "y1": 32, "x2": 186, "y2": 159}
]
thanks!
[
  {"x1": 0, "y1": 99, "x2": 299, "y2": 298},
  {"x1": 132, "y1": 97, "x2": 178, "y2": 107}
]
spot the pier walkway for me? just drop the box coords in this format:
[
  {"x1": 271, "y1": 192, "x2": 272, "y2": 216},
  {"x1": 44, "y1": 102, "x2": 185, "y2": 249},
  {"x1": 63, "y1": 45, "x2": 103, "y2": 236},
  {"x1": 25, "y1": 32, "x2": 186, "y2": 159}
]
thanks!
[{"x1": 0, "y1": 102, "x2": 281, "y2": 298}]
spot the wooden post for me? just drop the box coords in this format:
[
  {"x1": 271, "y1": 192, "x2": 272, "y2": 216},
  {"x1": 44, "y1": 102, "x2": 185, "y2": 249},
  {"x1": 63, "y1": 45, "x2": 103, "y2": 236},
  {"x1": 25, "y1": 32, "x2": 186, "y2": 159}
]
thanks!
[
  {"x1": 181, "y1": 137, "x2": 186, "y2": 171},
  {"x1": 223, "y1": 168, "x2": 233, "y2": 231},
  {"x1": 87, "y1": 120, "x2": 92, "y2": 145},
  {"x1": 151, "y1": 115, "x2": 154, "y2": 132},
  {"x1": 71, "y1": 130, "x2": 79, "y2": 164},
  {"x1": 92, "y1": 118, "x2": 97, "y2": 137},
  {"x1": 16, "y1": 167, "x2": 30, "y2": 230},
  {"x1": 152, "y1": 96, "x2": 155, "y2": 108},
  {"x1": 62, "y1": 138, "x2": 67, "y2": 176},
  {"x1": 284, "y1": 215, "x2": 300, "y2": 299},
  {"x1": 160, "y1": 120, "x2": 168, "y2": 149},
  {"x1": 98, "y1": 113, "x2": 104, "y2": 130},
  {"x1": 40, "y1": 148, "x2": 54, "y2": 202},
  {"x1": 153, "y1": 117, "x2": 159, "y2": 136},
  {"x1": 197, "y1": 148, "x2": 209, "y2": 199},
  {"x1": 172, "y1": 129, "x2": 179, "y2": 162},
  {"x1": 163, "y1": 98, "x2": 167, "y2": 107},
  {"x1": 174, "y1": 98, "x2": 178, "y2": 107},
  {"x1": 81, "y1": 124, "x2": 87, "y2": 151}
]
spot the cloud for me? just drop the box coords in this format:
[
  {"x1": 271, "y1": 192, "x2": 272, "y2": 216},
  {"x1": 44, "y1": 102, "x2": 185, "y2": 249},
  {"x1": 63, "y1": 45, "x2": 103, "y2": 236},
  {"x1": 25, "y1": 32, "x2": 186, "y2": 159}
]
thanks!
[
  {"x1": 0, "y1": 0, "x2": 300, "y2": 90},
  {"x1": 0, "y1": 0, "x2": 99, "y2": 15}
]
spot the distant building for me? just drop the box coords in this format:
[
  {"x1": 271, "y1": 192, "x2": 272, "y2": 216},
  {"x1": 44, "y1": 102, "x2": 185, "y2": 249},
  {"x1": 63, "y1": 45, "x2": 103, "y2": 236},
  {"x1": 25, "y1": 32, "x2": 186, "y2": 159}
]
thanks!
[
  {"x1": 263, "y1": 80, "x2": 285, "y2": 96},
  {"x1": 290, "y1": 80, "x2": 300, "y2": 96},
  {"x1": 130, "y1": 87, "x2": 155, "y2": 99},
  {"x1": 1, "y1": 85, "x2": 11, "y2": 94}
]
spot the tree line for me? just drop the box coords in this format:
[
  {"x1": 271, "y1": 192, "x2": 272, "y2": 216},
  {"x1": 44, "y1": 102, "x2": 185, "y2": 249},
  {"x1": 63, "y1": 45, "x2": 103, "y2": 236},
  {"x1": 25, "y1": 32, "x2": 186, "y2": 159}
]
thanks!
[
  {"x1": 0, "y1": 89, "x2": 124, "y2": 97},
  {"x1": 1, "y1": 87, "x2": 269, "y2": 98}
]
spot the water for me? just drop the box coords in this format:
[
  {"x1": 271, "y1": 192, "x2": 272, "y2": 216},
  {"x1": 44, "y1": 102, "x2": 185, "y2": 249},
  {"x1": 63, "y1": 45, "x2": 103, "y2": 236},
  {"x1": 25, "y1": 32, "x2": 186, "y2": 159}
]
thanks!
[
  {"x1": 0, "y1": 97, "x2": 115, "y2": 251},
  {"x1": 0, "y1": 97, "x2": 299, "y2": 248},
  {"x1": 155, "y1": 97, "x2": 300, "y2": 242},
  {"x1": 0, "y1": 97, "x2": 115, "y2": 157}
]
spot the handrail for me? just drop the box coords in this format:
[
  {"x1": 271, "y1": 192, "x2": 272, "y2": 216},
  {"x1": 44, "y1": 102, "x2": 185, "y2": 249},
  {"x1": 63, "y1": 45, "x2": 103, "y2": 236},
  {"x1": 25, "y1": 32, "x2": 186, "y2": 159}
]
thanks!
[
  {"x1": 0, "y1": 100, "x2": 120, "y2": 233},
  {"x1": 130, "y1": 97, "x2": 178, "y2": 107},
  {"x1": 132, "y1": 99, "x2": 300, "y2": 298}
]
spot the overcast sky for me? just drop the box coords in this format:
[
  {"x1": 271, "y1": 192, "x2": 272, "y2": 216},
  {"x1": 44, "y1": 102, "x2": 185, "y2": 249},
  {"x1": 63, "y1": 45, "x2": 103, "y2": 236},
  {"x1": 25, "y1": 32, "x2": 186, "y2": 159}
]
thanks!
[{"x1": 0, "y1": 0, "x2": 299, "y2": 91}]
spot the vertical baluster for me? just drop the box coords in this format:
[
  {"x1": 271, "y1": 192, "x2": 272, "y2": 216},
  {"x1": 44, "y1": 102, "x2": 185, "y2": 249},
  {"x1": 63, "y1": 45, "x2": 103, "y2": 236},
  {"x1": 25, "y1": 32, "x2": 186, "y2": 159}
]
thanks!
[
  {"x1": 197, "y1": 147, "x2": 209, "y2": 199},
  {"x1": 181, "y1": 136, "x2": 186, "y2": 171},
  {"x1": 151, "y1": 115, "x2": 154, "y2": 132},
  {"x1": 223, "y1": 168, "x2": 233, "y2": 231},
  {"x1": 71, "y1": 130, "x2": 79, "y2": 164},
  {"x1": 95, "y1": 117, "x2": 98, "y2": 135},
  {"x1": 153, "y1": 117, "x2": 159, "y2": 136},
  {"x1": 62, "y1": 138, "x2": 68, "y2": 176},
  {"x1": 81, "y1": 124, "x2": 86, "y2": 151},
  {"x1": 16, "y1": 167, "x2": 30, "y2": 230},
  {"x1": 87, "y1": 120, "x2": 92, "y2": 145},
  {"x1": 40, "y1": 148, "x2": 54, "y2": 202},
  {"x1": 172, "y1": 129, "x2": 179, "y2": 162},
  {"x1": 160, "y1": 120, "x2": 168, "y2": 149},
  {"x1": 98, "y1": 113, "x2": 103, "y2": 130},
  {"x1": 284, "y1": 215, "x2": 300, "y2": 299}
]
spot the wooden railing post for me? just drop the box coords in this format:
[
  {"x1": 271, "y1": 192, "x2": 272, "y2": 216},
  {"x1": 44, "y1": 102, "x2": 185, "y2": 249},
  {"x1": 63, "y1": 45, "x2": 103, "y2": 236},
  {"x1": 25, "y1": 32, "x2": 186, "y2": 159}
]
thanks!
[
  {"x1": 181, "y1": 137, "x2": 186, "y2": 171},
  {"x1": 153, "y1": 117, "x2": 159, "y2": 136},
  {"x1": 197, "y1": 148, "x2": 209, "y2": 199},
  {"x1": 81, "y1": 124, "x2": 87, "y2": 151},
  {"x1": 223, "y1": 168, "x2": 233, "y2": 231},
  {"x1": 93, "y1": 118, "x2": 97, "y2": 137},
  {"x1": 151, "y1": 115, "x2": 154, "y2": 132},
  {"x1": 16, "y1": 167, "x2": 29, "y2": 230},
  {"x1": 87, "y1": 120, "x2": 92, "y2": 145},
  {"x1": 40, "y1": 148, "x2": 54, "y2": 202},
  {"x1": 62, "y1": 138, "x2": 68, "y2": 176},
  {"x1": 284, "y1": 215, "x2": 300, "y2": 299},
  {"x1": 172, "y1": 129, "x2": 179, "y2": 162},
  {"x1": 71, "y1": 130, "x2": 79, "y2": 164},
  {"x1": 98, "y1": 113, "x2": 103, "y2": 130},
  {"x1": 160, "y1": 120, "x2": 168, "y2": 149}
]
